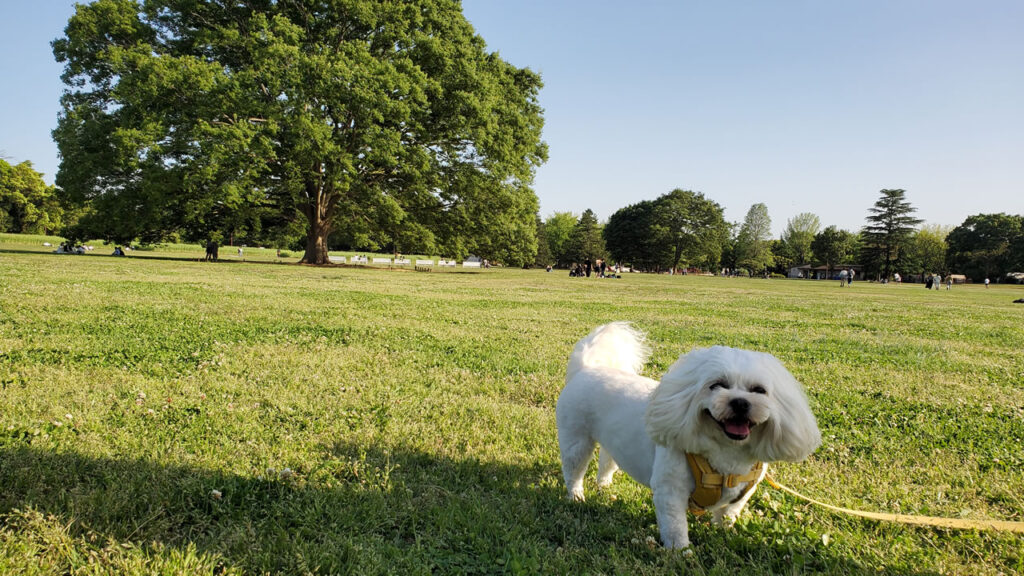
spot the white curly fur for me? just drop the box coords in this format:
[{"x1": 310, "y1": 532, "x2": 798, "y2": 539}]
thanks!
[{"x1": 556, "y1": 323, "x2": 820, "y2": 549}]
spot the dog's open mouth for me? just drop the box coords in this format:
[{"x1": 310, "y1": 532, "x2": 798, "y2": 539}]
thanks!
[{"x1": 706, "y1": 410, "x2": 755, "y2": 441}]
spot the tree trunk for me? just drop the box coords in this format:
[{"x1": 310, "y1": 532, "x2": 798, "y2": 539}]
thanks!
[
  {"x1": 301, "y1": 220, "x2": 331, "y2": 265},
  {"x1": 299, "y1": 173, "x2": 338, "y2": 265}
]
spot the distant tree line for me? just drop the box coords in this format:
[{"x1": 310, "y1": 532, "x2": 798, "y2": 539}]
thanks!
[
  {"x1": 533, "y1": 188, "x2": 1024, "y2": 283},
  {"x1": 9, "y1": 138, "x2": 1023, "y2": 279}
]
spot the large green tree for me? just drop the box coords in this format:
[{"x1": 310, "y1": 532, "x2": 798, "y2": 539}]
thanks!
[
  {"x1": 543, "y1": 211, "x2": 576, "y2": 268},
  {"x1": 946, "y1": 213, "x2": 1023, "y2": 281},
  {"x1": 0, "y1": 159, "x2": 64, "y2": 234},
  {"x1": 735, "y1": 203, "x2": 773, "y2": 274},
  {"x1": 655, "y1": 189, "x2": 729, "y2": 271},
  {"x1": 903, "y1": 224, "x2": 951, "y2": 277},
  {"x1": 811, "y1": 226, "x2": 858, "y2": 277},
  {"x1": 602, "y1": 199, "x2": 669, "y2": 271},
  {"x1": 565, "y1": 208, "x2": 605, "y2": 265},
  {"x1": 602, "y1": 189, "x2": 727, "y2": 272},
  {"x1": 780, "y1": 212, "x2": 820, "y2": 265},
  {"x1": 53, "y1": 0, "x2": 546, "y2": 264},
  {"x1": 860, "y1": 189, "x2": 922, "y2": 280}
]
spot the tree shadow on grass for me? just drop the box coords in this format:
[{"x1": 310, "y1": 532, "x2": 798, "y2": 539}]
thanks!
[{"x1": 0, "y1": 442, "x2": 950, "y2": 575}]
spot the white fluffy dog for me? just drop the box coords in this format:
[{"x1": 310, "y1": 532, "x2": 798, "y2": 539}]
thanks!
[{"x1": 556, "y1": 322, "x2": 820, "y2": 549}]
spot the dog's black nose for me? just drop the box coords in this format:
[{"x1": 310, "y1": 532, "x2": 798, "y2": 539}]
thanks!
[{"x1": 729, "y1": 398, "x2": 750, "y2": 415}]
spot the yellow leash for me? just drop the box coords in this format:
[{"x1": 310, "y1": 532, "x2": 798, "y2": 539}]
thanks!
[{"x1": 764, "y1": 474, "x2": 1024, "y2": 533}]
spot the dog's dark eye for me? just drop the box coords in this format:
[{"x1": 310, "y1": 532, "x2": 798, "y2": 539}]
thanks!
[
  {"x1": 709, "y1": 381, "x2": 729, "y2": 390},
  {"x1": 750, "y1": 385, "x2": 767, "y2": 395}
]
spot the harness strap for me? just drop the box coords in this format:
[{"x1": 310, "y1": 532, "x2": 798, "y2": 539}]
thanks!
[{"x1": 686, "y1": 453, "x2": 765, "y2": 514}]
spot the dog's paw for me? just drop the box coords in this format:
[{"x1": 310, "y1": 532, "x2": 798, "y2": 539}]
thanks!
[
  {"x1": 712, "y1": 511, "x2": 740, "y2": 527},
  {"x1": 568, "y1": 489, "x2": 586, "y2": 502},
  {"x1": 661, "y1": 536, "x2": 691, "y2": 551}
]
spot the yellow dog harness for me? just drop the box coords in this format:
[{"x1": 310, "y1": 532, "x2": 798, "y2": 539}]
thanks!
[{"x1": 686, "y1": 453, "x2": 765, "y2": 514}]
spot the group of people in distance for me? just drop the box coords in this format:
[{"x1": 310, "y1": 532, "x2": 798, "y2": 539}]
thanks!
[
  {"x1": 53, "y1": 242, "x2": 129, "y2": 256},
  {"x1": 54, "y1": 242, "x2": 98, "y2": 255},
  {"x1": 568, "y1": 259, "x2": 620, "y2": 278},
  {"x1": 924, "y1": 274, "x2": 953, "y2": 290}
]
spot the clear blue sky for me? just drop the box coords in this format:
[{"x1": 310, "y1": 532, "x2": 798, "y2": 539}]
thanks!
[{"x1": 2, "y1": 1, "x2": 1022, "y2": 236}]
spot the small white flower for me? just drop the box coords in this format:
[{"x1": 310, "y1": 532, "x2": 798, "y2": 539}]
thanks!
[
  {"x1": 279, "y1": 468, "x2": 294, "y2": 479},
  {"x1": 210, "y1": 489, "x2": 222, "y2": 500},
  {"x1": 65, "y1": 413, "x2": 74, "y2": 420}
]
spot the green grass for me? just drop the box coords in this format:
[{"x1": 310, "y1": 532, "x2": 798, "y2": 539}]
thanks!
[
  {"x1": 1, "y1": 244, "x2": 1023, "y2": 575},
  {"x1": 0, "y1": 232, "x2": 457, "y2": 265}
]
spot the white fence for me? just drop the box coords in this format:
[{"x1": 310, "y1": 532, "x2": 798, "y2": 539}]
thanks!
[{"x1": 326, "y1": 256, "x2": 487, "y2": 268}]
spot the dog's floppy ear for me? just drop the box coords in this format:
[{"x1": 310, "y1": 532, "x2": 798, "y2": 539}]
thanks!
[
  {"x1": 645, "y1": 349, "x2": 706, "y2": 450},
  {"x1": 750, "y1": 360, "x2": 821, "y2": 462}
]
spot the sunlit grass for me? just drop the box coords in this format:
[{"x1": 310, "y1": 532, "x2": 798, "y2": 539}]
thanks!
[{"x1": 1, "y1": 246, "x2": 1022, "y2": 575}]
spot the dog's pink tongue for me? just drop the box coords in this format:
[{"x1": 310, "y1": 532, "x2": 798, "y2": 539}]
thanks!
[{"x1": 725, "y1": 420, "x2": 750, "y2": 437}]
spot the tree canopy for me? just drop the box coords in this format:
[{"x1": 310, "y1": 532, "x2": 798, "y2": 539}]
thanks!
[
  {"x1": 811, "y1": 226, "x2": 858, "y2": 275},
  {"x1": 603, "y1": 199, "x2": 669, "y2": 271},
  {"x1": 860, "y1": 189, "x2": 922, "y2": 280},
  {"x1": 53, "y1": 0, "x2": 546, "y2": 264},
  {"x1": 602, "y1": 189, "x2": 727, "y2": 272},
  {"x1": 565, "y1": 208, "x2": 605, "y2": 264},
  {"x1": 735, "y1": 203, "x2": 773, "y2": 274},
  {"x1": 542, "y1": 211, "x2": 576, "y2": 268},
  {"x1": 780, "y1": 212, "x2": 820, "y2": 266},
  {"x1": 946, "y1": 213, "x2": 1023, "y2": 281},
  {"x1": 657, "y1": 189, "x2": 729, "y2": 270},
  {"x1": 0, "y1": 159, "x2": 63, "y2": 234},
  {"x1": 903, "y1": 224, "x2": 951, "y2": 277}
]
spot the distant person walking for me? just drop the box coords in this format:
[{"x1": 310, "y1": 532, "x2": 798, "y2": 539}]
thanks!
[
  {"x1": 985, "y1": 278, "x2": 990, "y2": 288},
  {"x1": 946, "y1": 277, "x2": 952, "y2": 290},
  {"x1": 839, "y1": 269, "x2": 848, "y2": 287}
]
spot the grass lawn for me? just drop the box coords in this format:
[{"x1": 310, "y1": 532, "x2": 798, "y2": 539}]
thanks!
[{"x1": 1, "y1": 244, "x2": 1023, "y2": 575}]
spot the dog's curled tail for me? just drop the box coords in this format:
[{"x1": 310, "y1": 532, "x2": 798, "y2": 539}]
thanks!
[{"x1": 566, "y1": 322, "x2": 650, "y2": 383}]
